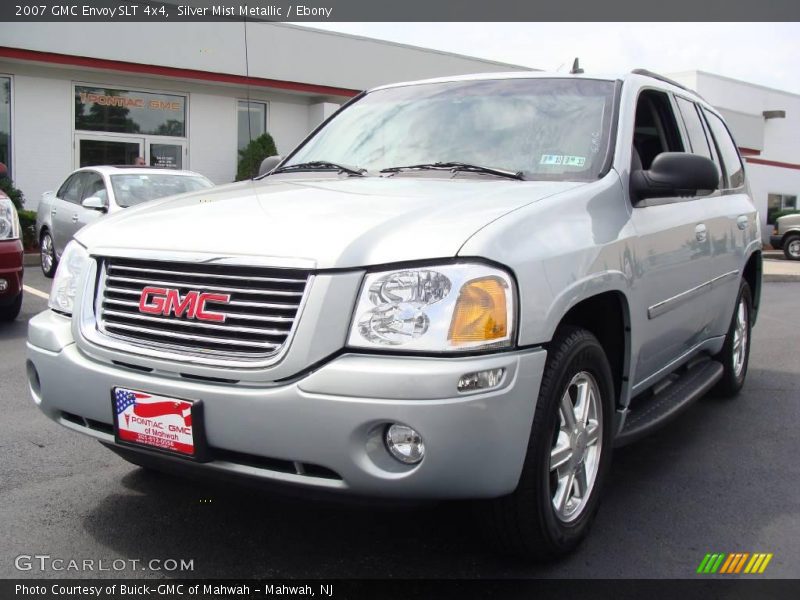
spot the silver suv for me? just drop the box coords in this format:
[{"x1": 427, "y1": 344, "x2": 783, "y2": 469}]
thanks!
[{"x1": 27, "y1": 71, "x2": 761, "y2": 559}]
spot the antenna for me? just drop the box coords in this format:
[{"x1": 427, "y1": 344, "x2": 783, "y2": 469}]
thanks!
[
  {"x1": 570, "y1": 58, "x2": 584, "y2": 75},
  {"x1": 243, "y1": 16, "x2": 254, "y2": 176}
]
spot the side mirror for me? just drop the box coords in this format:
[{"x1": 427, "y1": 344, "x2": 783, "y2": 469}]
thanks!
[
  {"x1": 258, "y1": 155, "x2": 283, "y2": 177},
  {"x1": 631, "y1": 152, "x2": 719, "y2": 204},
  {"x1": 82, "y1": 196, "x2": 107, "y2": 212}
]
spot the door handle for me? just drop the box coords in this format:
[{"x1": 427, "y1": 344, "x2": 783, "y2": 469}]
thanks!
[
  {"x1": 50, "y1": 209, "x2": 57, "y2": 217},
  {"x1": 737, "y1": 215, "x2": 748, "y2": 230},
  {"x1": 695, "y1": 223, "x2": 708, "y2": 242},
  {"x1": 71, "y1": 214, "x2": 79, "y2": 223}
]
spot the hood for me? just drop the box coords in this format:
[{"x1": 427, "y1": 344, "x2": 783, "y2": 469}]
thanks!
[{"x1": 76, "y1": 176, "x2": 584, "y2": 269}]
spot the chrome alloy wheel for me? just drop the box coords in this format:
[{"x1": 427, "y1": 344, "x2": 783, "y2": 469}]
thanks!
[
  {"x1": 788, "y1": 238, "x2": 800, "y2": 259},
  {"x1": 732, "y1": 297, "x2": 749, "y2": 378},
  {"x1": 550, "y1": 371, "x2": 603, "y2": 523},
  {"x1": 41, "y1": 234, "x2": 54, "y2": 273}
]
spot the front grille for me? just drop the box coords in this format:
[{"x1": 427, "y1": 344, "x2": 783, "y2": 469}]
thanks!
[{"x1": 96, "y1": 257, "x2": 311, "y2": 362}]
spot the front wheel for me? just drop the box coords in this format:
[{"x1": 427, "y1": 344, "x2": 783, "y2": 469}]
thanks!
[
  {"x1": 711, "y1": 280, "x2": 752, "y2": 397},
  {"x1": 0, "y1": 292, "x2": 22, "y2": 322},
  {"x1": 40, "y1": 231, "x2": 58, "y2": 278},
  {"x1": 477, "y1": 326, "x2": 614, "y2": 560},
  {"x1": 783, "y1": 234, "x2": 800, "y2": 261}
]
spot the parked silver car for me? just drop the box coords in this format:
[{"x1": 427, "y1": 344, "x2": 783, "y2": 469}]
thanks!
[
  {"x1": 36, "y1": 166, "x2": 213, "y2": 277},
  {"x1": 27, "y1": 71, "x2": 761, "y2": 559},
  {"x1": 770, "y1": 212, "x2": 800, "y2": 260}
]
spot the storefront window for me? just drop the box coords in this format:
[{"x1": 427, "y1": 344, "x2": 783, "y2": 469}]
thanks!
[
  {"x1": 0, "y1": 77, "x2": 11, "y2": 177},
  {"x1": 237, "y1": 100, "x2": 266, "y2": 150},
  {"x1": 75, "y1": 86, "x2": 186, "y2": 136}
]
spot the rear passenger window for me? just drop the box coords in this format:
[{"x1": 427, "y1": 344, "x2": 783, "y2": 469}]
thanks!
[
  {"x1": 702, "y1": 109, "x2": 745, "y2": 189},
  {"x1": 675, "y1": 97, "x2": 712, "y2": 159}
]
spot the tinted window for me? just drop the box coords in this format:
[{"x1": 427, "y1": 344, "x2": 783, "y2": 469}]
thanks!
[
  {"x1": 675, "y1": 97, "x2": 712, "y2": 159},
  {"x1": 702, "y1": 109, "x2": 745, "y2": 188},
  {"x1": 59, "y1": 173, "x2": 86, "y2": 204},
  {"x1": 75, "y1": 86, "x2": 186, "y2": 137},
  {"x1": 633, "y1": 90, "x2": 684, "y2": 170},
  {"x1": 285, "y1": 78, "x2": 617, "y2": 180}
]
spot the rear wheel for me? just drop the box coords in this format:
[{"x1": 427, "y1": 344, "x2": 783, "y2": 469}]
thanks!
[
  {"x1": 40, "y1": 231, "x2": 58, "y2": 278},
  {"x1": 783, "y1": 234, "x2": 800, "y2": 261},
  {"x1": 0, "y1": 292, "x2": 22, "y2": 322},
  {"x1": 711, "y1": 280, "x2": 752, "y2": 397},
  {"x1": 477, "y1": 326, "x2": 614, "y2": 560}
]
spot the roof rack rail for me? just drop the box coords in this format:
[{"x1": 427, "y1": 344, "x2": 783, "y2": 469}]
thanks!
[{"x1": 630, "y1": 69, "x2": 696, "y2": 94}]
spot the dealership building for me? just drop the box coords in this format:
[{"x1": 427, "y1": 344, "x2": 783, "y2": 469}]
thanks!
[{"x1": 0, "y1": 22, "x2": 798, "y2": 243}]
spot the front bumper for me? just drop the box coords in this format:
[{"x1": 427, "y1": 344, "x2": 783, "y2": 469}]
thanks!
[
  {"x1": 0, "y1": 238, "x2": 23, "y2": 302},
  {"x1": 27, "y1": 309, "x2": 547, "y2": 499},
  {"x1": 769, "y1": 235, "x2": 783, "y2": 250}
]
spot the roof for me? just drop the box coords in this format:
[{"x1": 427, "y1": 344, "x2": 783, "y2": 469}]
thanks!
[{"x1": 76, "y1": 166, "x2": 208, "y2": 178}]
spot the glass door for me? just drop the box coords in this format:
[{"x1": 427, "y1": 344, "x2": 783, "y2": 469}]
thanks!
[
  {"x1": 76, "y1": 134, "x2": 144, "y2": 168},
  {"x1": 147, "y1": 141, "x2": 186, "y2": 169}
]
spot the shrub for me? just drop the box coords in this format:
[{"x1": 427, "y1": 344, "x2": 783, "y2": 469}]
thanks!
[
  {"x1": 0, "y1": 176, "x2": 24, "y2": 210},
  {"x1": 236, "y1": 133, "x2": 278, "y2": 181},
  {"x1": 18, "y1": 209, "x2": 37, "y2": 250}
]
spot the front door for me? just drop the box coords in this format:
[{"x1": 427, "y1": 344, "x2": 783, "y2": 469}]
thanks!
[{"x1": 76, "y1": 134, "x2": 144, "y2": 168}]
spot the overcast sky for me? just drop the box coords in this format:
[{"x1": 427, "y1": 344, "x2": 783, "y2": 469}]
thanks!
[{"x1": 296, "y1": 22, "x2": 800, "y2": 94}]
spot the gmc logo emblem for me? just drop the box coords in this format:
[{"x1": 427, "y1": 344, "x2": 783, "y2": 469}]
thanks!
[{"x1": 138, "y1": 287, "x2": 231, "y2": 323}]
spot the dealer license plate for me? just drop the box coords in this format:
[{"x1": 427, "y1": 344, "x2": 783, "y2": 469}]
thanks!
[{"x1": 112, "y1": 387, "x2": 197, "y2": 457}]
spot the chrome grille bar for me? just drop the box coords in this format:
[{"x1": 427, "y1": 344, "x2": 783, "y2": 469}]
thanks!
[{"x1": 95, "y1": 257, "x2": 311, "y2": 362}]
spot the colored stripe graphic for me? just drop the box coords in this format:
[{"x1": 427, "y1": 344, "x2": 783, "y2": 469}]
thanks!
[{"x1": 697, "y1": 552, "x2": 772, "y2": 575}]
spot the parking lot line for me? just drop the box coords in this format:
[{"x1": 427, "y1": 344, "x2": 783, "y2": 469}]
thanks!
[{"x1": 23, "y1": 285, "x2": 50, "y2": 300}]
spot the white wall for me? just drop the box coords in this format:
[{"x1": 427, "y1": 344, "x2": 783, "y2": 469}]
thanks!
[{"x1": 1, "y1": 22, "x2": 529, "y2": 95}]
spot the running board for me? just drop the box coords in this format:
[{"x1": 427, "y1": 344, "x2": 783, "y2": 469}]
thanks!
[{"x1": 615, "y1": 359, "x2": 724, "y2": 447}]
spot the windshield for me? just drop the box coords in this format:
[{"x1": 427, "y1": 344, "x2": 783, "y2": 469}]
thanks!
[
  {"x1": 110, "y1": 174, "x2": 213, "y2": 207},
  {"x1": 284, "y1": 78, "x2": 617, "y2": 180}
]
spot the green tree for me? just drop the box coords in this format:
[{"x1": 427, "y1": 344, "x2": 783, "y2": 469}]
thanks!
[{"x1": 236, "y1": 133, "x2": 278, "y2": 181}]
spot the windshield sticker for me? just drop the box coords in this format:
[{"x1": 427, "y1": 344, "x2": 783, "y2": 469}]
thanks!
[{"x1": 540, "y1": 155, "x2": 586, "y2": 167}]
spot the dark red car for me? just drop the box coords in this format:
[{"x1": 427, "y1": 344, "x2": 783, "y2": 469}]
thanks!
[{"x1": 0, "y1": 190, "x2": 23, "y2": 321}]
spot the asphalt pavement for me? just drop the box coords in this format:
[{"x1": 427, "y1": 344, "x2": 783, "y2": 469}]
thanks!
[{"x1": 1, "y1": 270, "x2": 798, "y2": 579}]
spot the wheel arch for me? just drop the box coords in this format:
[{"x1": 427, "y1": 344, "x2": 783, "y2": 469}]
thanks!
[
  {"x1": 547, "y1": 289, "x2": 632, "y2": 414},
  {"x1": 742, "y1": 249, "x2": 762, "y2": 325}
]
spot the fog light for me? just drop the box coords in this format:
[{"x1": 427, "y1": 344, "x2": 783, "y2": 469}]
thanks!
[
  {"x1": 457, "y1": 368, "x2": 505, "y2": 392},
  {"x1": 385, "y1": 424, "x2": 425, "y2": 464},
  {"x1": 0, "y1": 278, "x2": 7, "y2": 292}
]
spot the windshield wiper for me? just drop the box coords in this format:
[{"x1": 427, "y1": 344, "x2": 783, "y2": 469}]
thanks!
[
  {"x1": 272, "y1": 161, "x2": 366, "y2": 177},
  {"x1": 380, "y1": 162, "x2": 524, "y2": 180}
]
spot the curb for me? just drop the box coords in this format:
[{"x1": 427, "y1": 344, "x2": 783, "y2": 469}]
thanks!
[{"x1": 763, "y1": 273, "x2": 800, "y2": 282}]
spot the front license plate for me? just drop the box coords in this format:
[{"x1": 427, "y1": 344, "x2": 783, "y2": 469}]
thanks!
[{"x1": 112, "y1": 387, "x2": 198, "y2": 457}]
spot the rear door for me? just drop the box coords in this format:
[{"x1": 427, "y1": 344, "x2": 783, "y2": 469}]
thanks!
[{"x1": 699, "y1": 107, "x2": 756, "y2": 337}]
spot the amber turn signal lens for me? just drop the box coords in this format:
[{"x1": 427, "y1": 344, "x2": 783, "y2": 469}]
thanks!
[{"x1": 448, "y1": 276, "x2": 509, "y2": 345}]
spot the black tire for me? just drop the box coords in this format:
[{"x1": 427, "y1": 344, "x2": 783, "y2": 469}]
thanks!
[
  {"x1": 40, "y1": 230, "x2": 58, "y2": 278},
  {"x1": 477, "y1": 326, "x2": 615, "y2": 560},
  {"x1": 711, "y1": 280, "x2": 752, "y2": 398},
  {"x1": 783, "y1": 234, "x2": 800, "y2": 261},
  {"x1": 0, "y1": 292, "x2": 23, "y2": 322}
]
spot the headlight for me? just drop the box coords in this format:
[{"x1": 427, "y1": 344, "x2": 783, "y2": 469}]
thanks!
[
  {"x1": 0, "y1": 197, "x2": 20, "y2": 240},
  {"x1": 348, "y1": 263, "x2": 515, "y2": 352},
  {"x1": 48, "y1": 241, "x2": 91, "y2": 315}
]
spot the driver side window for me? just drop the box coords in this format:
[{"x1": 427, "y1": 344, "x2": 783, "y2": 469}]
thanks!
[{"x1": 632, "y1": 90, "x2": 684, "y2": 171}]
